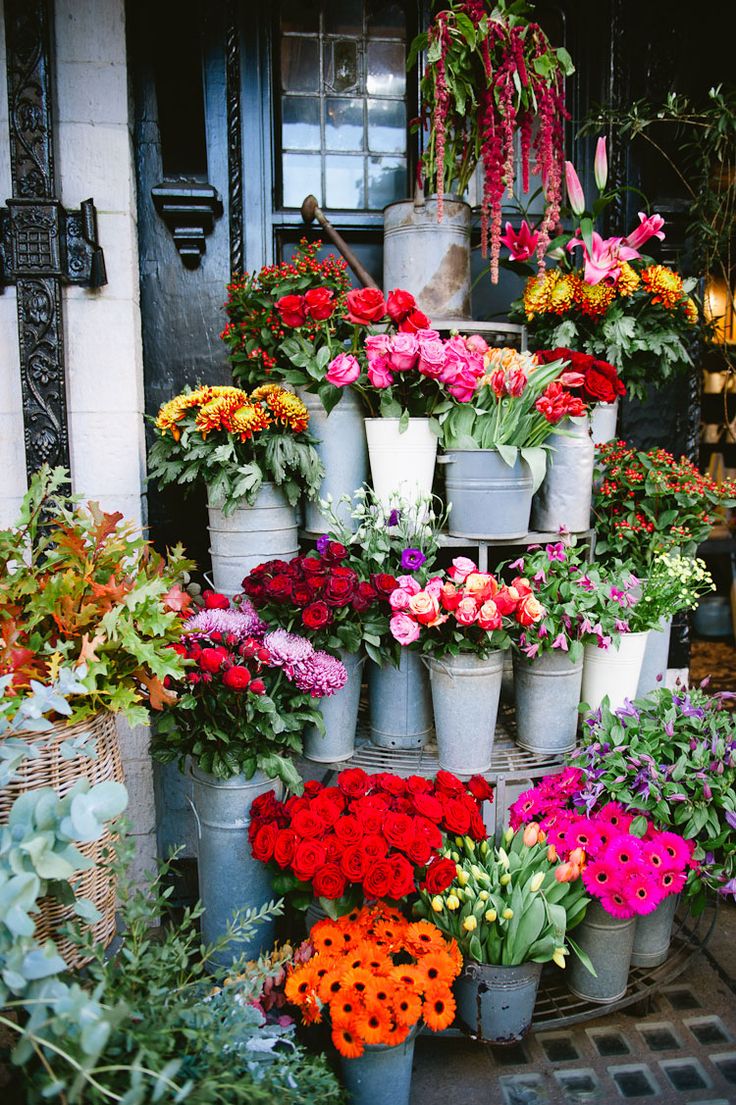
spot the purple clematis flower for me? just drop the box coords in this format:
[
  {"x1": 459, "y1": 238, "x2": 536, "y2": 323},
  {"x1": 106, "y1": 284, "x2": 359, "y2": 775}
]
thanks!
[
  {"x1": 388, "y1": 508, "x2": 401, "y2": 526},
  {"x1": 400, "y1": 547, "x2": 426, "y2": 571},
  {"x1": 547, "y1": 542, "x2": 566, "y2": 562},
  {"x1": 724, "y1": 810, "x2": 736, "y2": 831},
  {"x1": 316, "y1": 534, "x2": 330, "y2": 554},
  {"x1": 509, "y1": 556, "x2": 525, "y2": 571}
]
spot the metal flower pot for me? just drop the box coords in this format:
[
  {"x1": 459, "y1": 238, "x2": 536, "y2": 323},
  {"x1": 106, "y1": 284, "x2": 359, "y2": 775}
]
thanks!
[
  {"x1": 365, "y1": 417, "x2": 438, "y2": 508},
  {"x1": 191, "y1": 766, "x2": 281, "y2": 965},
  {"x1": 368, "y1": 650, "x2": 433, "y2": 750},
  {"x1": 443, "y1": 449, "x2": 533, "y2": 540},
  {"x1": 455, "y1": 960, "x2": 542, "y2": 1044},
  {"x1": 530, "y1": 416, "x2": 594, "y2": 533},
  {"x1": 207, "y1": 482, "x2": 299, "y2": 596},
  {"x1": 513, "y1": 650, "x2": 583, "y2": 755},
  {"x1": 631, "y1": 893, "x2": 679, "y2": 968},
  {"x1": 425, "y1": 651, "x2": 504, "y2": 774},
  {"x1": 339, "y1": 1021, "x2": 420, "y2": 1105},
  {"x1": 383, "y1": 196, "x2": 471, "y2": 319},
  {"x1": 581, "y1": 631, "x2": 649, "y2": 712},
  {"x1": 589, "y1": 399, "x2": 619, "y2": 445},
  {"x1": 297, "y1": 387, "x2": 368, "y2": 533},
  {"x1": 303, "y1": 648, "x2": 364, "y2": 763},
  {"x1": 568, "y1": 900, "x2": 635, "y2": 1004},
  {"x1": 637, "y1": 616, "x2": 672, "y2": 696}
]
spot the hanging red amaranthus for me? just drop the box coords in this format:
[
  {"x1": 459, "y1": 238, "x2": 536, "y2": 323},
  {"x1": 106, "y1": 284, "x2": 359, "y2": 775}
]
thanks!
[{"x1": 410, "y1": 1, "x2": 573, "y2": 283}]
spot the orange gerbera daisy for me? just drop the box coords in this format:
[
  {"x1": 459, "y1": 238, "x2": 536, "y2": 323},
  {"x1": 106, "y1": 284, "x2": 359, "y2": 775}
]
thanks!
[
  {"x1": 358, "y1": 1005, "x2": 394, "y2": 1046},
  {"x1": 340, "y1": 967, "x2": 376, "y2": 998},
  {"x1": 405, "y1": 921, "x2": 449, "y2": 956},
  {"x1": 390, "y1": 964, "x2": 424, "y2": 991},
  {"x1": 422, "y1": 984, "x2": 456, "y2": 1031},
  {"x1": 318, "y1": 967, "x2": 347, "y2": 1003},
  {"x1": 332, "y1": 1020, "x2": 364, "y2": 1059},
  {"x1": 284, "y1": 967, "x2": 317, "y2": 1006},
  {"x1": 357, "y1": 946, "x2": 392, "y2": 973},
  {"x1": 372, "y1": 920, "x2": 404, "y2": 949},
  {"x1": 416, "y1": 951, "x2": 454, "y2": 988},
  {"x1": 393, "y1": 990, "x2": 422, "y2": 1028},
  {"x1": 331, "y1": 987, "x2": 364, "y2": 1024},
  {"x1": 310, "y1": 920, "x2": 344, "y2": 955}
]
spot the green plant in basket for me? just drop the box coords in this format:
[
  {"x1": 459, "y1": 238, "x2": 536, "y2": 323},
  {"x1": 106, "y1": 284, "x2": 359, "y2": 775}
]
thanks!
[{"x1": 417, "y1": 828, "x2": 591, "y2": 970}]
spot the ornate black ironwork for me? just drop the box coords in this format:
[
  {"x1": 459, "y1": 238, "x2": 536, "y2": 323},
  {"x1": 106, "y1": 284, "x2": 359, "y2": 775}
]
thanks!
[
  {"x1": 225, "y1": 1, "x2": 244, "y2": 277},
  {"x1": 151, "y1": 183, "x2": 223, "y2": 269},
  {"x1": 3, "y1": 0, "x2": 106, "y2": 478}
]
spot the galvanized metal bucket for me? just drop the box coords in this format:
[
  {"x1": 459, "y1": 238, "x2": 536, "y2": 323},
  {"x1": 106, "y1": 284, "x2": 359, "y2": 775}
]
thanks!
[
  {"x1": 154, "y1": 759, "x2": 195, "y2": 858},
  {"x1": 364, "y1": 417, "x2": 437, "y2": 508},
  {"x1": 339, "y1": 1020, "x2": 420, "y2": 1105},
  {"x1": 442, "y1": 449, "x2": 533, "y2": 540},
  {"x1": 513, "y1": 650, "x2": 583, "y2": 755},
  {"x1": 207, "y1": 482, "x2": 299, "y2": 596},
  {"x1": 637, "y1": 616, "x2": 672, "y2": 696},
  {"x1": 368, "y1": 650, "x2": 433, "y2": 750},
  {"x1": 581, "y1": 631, "x2": 650, "y2": 712},
  {"x1": 190, "y1": 766, "x2": 282, "y2": 966},
  {"x1": 530, "y1": 417, "x2": 594, "y2": 533},
  {"x1": 455, "y1": 959, "x2": 542, "y2": 1044},
  {"x1": 631, "y1": 892, "x2": 679, "y2": 968},
  {"x1": 589, "y1": 399, "x2": 619, "y2": 445},
  {"x1": 425, "y1": 651, "x2": 504, "y2": 774},
  {"x1": 568, "y1": 900, "x2": 636, "y2": 1004},
  {"x1": 303, "y1": 648, "x2": 364, "y2": 763},
  {"x1": 297, "y1": 387, "x2": 368, "y2": 534},
  {"x1": 383, "y1": 196, "x2": 471, "y2": 319}
]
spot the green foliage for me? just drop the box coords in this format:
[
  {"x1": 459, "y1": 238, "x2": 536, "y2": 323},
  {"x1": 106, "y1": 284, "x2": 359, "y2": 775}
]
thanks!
[
  {"x1": 572, "y1": 686, "x2": 736, "y2": 912},
  {"x1": 417, "y1": 830, "x2": 590, "y2": 969},
  {"x1": 0, "y1": 467, "x2": 191, "y2": 727}
]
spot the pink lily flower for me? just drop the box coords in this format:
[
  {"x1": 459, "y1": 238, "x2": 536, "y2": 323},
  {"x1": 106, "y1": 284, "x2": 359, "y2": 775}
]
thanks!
[
  {"x1": 564, "y1": 161, "x2": 586, "y2": 216},
  {"x1": 623, "y1": 212, "x2": 665, "y2": 251},
  {"x1": 567, "y1": 231, "x2": 640, "y2": 285},
  {"x1": 499, "y1": 219, "x2": 540, "y2": 262},
  {"x1": 594, "y1": 136, "x2": 608, "y2": 191}
]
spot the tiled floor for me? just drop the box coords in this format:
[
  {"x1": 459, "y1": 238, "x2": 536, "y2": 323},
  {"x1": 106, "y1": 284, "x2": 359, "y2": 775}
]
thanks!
[{"x1": 410, "y1": 927, "x2": 736, "y2": 1105}]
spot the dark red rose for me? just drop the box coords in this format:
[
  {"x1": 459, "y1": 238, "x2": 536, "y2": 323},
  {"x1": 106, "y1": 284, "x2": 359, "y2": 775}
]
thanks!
[
  {"x1": 441, "y1": 797, "x2": 472, "y2": 835},
  {"x1": 252, "y1": 822, "x2": 278, "y2": 863},
  {"x1": 303, "y1": 779, "x2": 323, "y2": 797},
  {"x1": 323, "y1": 541, "x2": 347, "y2": 562},
  {"x1": 291, "y1": 808, "x2": 324, "y2": 839},
  {"x1": 249, "y1": 678, "x2": 266, "y2": 695},
  {"x1": 340, "y1": 844, "x2": 367, "y2": 881},
  {"x1": 251, "y1": 790, "x2": 283, "y2": 819},
  {"x1": 422, "y1": 856, "x2": 457, "y2": 895},
  {"x1": 405, "y1": 832, "x2": 433, "y2": 867},
  {"x1": 222, "y1": 665, "x2": 251, "y2": 691},
  {"x1": 361, "y1": 833, "x2": 389, "y2": 861},
  {"x1": 413, "y1": 816, "x2": 443, "y2": 849},
  {"x1": 203, "y1": 589, "x2": 229, "y2": 610},
  {"x1": 435, "y1": 770, "x2": 467, "y2": 796},
  {"x1": 353, "y1": 807, "x2": 383, "y2": 836},
  {"x1": 386, "y1": 288, "x2": 417, "y2": 323},
  {"x1": 345, "y1": 287, "x2": 387, "y2": 326},
  {"x1": 412, "y1": 792, "x2": 444, "y2": 822},
  {"x1": 334, "y1": 814, "x2": 364, "y2": 845},
  {"x1": 468, "y1": 805, "x2": 487, "y2": 840},
  {"x1": 383, "y1": 812, "x2": 414, "y2": 848},
  {"x1": 324, "y1": 574, "x2": 356, "y2": 607},
  {"x1": 313, "y1": 862, "x2": 347, "y2": 900},
  {"x1": 337, "y1": 767, "x2": 370, "y2": 797},
  {"x1": 292, "y1": 583, "x2": 314, "y2": 606},
  {"x1": 304, "y1": 286, "x2": 335, "y2": 321},
  {"x1": 265, "y1": 574, "x2": 294, "y2": 601},
  {"x1": 323, "y1": 833, "x2": 342, "y2": 863},
  {"x1": 371, "y1": 572, "x2": 399, "y2": 598},
  {"x1": 241, "y1": 577, "x2": 265, "y2": 601},
  {"x1": 352, "y1": 581, "x2": 377, "y2": 612},
  {"x1": 398, "y1": 308, "x2": 430, "y2": 333},
  {"x1": 363, "y1": 858, "x2": 394, "y2": 899},
  {"x1": 390, "y1": 854, "x2": 416, "y2": 899},
  {"x1": 583, "y1": 359, "x2": 626, "y2": 403},
  {"x1": 199, "y1": 646, "x2": 228, "y2": 673},
  {"x1": 467, "y1": 775, "x2": 494, "y2": 803},
  {"x1": 273, "y1": 828, "x2": 298, "y2": 868},
  {"x1": 284, "y1": 794, "x2": 310, "y2": 816},
  {"x1": 275, "y1": 293, "x2": 306, "y2": 327},
  {"x1": 305, "y1": 575, "x2": 326, "y2": 596},
  {"x1": 292, "y1": 839, "x2": 328, "y2": 882},
  {"x1": 301, "y1": 556, "x2": 327, "y2": 576},
  {"x1": 302, "y1": 602, "x2": 332, "y2": 629}
]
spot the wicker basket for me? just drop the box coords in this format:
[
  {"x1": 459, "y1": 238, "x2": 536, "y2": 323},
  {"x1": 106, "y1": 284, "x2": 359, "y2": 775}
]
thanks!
[{"x1": 0, "y1": 711, "x2": 124, "y2": 967}]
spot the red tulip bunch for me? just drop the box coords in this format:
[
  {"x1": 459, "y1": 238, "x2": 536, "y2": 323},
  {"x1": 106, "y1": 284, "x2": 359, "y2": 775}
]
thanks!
[{"x1": 249, "y1": 768, "x2": 494, "y2": 911}]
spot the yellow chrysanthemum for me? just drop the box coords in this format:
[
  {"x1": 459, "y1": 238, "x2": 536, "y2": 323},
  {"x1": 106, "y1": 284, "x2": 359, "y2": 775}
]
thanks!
[
  {"x1": 195, "y1": 393, "x2": 248, "y2": 437},
  {"x1": 254, "y1": 386, "x2": 310, "y2": 433},
  {"x1": 577, "y1": 280, "x2": 615, "y2": 320},
  {"x1": 615, "y1": 261, "x2": 640, "y2": 297},
  {"x1": 684, "y1": 296, "x2": 698, "y2": 324},
  {"x1": 522, "y1": 270, "x2": 558, "y2": 318},
  {"x1": 547, "y1": 273, "x2": 580, "y2": 316},
  {"x1": 641, "y1": 264, "x2": 684, "y2": 309},
  {"x1": 230, "y1": 403, "x2": 271, "y2": 440}
]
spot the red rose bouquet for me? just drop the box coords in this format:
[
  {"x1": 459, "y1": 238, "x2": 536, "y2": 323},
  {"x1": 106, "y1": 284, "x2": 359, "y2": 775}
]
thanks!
[
  {"x1": 151, "y1": 594, "x2": 347, "y2": 788},
  {"x1": 249, "y1": 767, "x2": 494, "y2": 914},
  {"x1": 534, "y1": 347, "x2": 625, "y2": 406},
  {"x1": 240, "y1": 539, "x2": 390, "y2": 654},
  {"x1": 389, "y1": 557, "x2": 545, "y2": 659},
  {"x1": 285, "y1": 903, "x2": 462, "y2": 1056}
]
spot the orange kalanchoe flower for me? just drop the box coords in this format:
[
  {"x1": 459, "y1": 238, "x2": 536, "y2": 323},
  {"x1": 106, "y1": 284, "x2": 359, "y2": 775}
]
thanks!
[{"x1": 284, "y1": 902, "x2": 461, "y2": 1058}]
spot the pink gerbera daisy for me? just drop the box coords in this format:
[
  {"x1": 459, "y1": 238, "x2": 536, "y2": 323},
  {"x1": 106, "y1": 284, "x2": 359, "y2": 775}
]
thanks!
[
  {"x1": 601, "y1": 834, "x2": 643, "y2": 869},
  {"x1": 655, "y1": 831, "x2": 693, "y2": 870},
  {"x1": 658, "y1": 868, "x2": 688, "y2": 896},
  {"x1": 643, "y1": 840, "x2": 669, "y2": 872},
  {"x1": 599, "y1": 887, "x2": 635, "y2": 919},
  {"x1": 597, "y1": 801, "x2": 633, "y2": 832},
  {"x1": 582, "y1": 858, "x2": 624, "y2": 896},
  {"x1": 509, "y1": 789, "x2": 544, "y2": 828},
  {"x1": 625, "y1": 873, "x2": 664, "y2": 915}
]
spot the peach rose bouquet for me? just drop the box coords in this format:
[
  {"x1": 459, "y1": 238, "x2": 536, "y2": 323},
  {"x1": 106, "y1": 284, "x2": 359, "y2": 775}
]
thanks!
[{"x1": 388, "y1": 556, "x2": 545, "y2": 659}]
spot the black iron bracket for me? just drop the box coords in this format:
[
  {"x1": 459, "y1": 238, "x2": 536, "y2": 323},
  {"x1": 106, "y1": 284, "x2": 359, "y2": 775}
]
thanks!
[
  {"x1": 0, "y1": 196, "x2": 107, "y2": 288},
  {"x1": 151, "y1": 182, "x2": 223, "y2": 268}
]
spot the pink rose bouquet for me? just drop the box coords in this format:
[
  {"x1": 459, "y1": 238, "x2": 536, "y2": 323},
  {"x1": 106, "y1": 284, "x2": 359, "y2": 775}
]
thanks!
[{"x1": 388, "y1": 556, "x2": 545, "y2": 659}]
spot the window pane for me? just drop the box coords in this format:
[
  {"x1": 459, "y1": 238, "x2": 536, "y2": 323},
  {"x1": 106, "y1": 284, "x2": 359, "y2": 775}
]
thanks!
[
  {"x1": 325, "y1": 154, "x2": 365, "y2": 208},
  {"x1": 325, "y1": 98, "x2": 363, "y2": 151},
  {"x1": 367, "y1": 98, "x2": 405, "y2": 153},
  {"x1": 324, "y1": 0, "x2": 362, "y2": 35},
  {"x1": 282, "y1": 96, "x2": 321, "y2": 149},
  {"x1": 367, "y1": 155, "x2": 405, "y2": 208},
  {"x1": 366, "y1": 41, "x2": 405, "y2": 96},
  {"x1": 283, "y1": 153, "x2": 322, "y2": 207},
  {"x1": 324, "y1": 39, "x2": 361, "y2": 94},
  {"x1": 280, "y1": 0, "x2": 319, "y2": 33},
  {"x1": 366, "y1": 0, "x2": 404, "y2": 36},
  {"x1": 281, "y1": 37, "x2": 320, "y2": 92}
]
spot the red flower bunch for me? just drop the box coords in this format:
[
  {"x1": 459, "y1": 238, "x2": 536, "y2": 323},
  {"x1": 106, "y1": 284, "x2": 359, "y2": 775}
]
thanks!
[
  {"x1": 249, "y1": 768, "x2": 494, "y2": 909},
  {"x1": 535, "y1": 347, "x2": 626, "y2": 406},
  {"x1": 240, "y1": 541, "x2": 392, "y2": 652},
  {"x1": 534, "y1": 379, "x2": 586, "y2": 423}
]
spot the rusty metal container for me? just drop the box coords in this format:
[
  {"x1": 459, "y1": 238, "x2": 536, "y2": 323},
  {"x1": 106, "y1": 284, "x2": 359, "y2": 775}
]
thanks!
[{"x1": 383, "y1": 197, "x2": 472, "y2": 319}]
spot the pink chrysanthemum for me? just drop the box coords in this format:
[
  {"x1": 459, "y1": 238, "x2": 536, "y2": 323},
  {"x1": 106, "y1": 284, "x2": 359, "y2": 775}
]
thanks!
[
  {"x1": 625, "y1": 873, "x2": 665, "y2": 915},
  {"x1": 185, "y1": 600, "x2": 265, "y2": 640}
]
